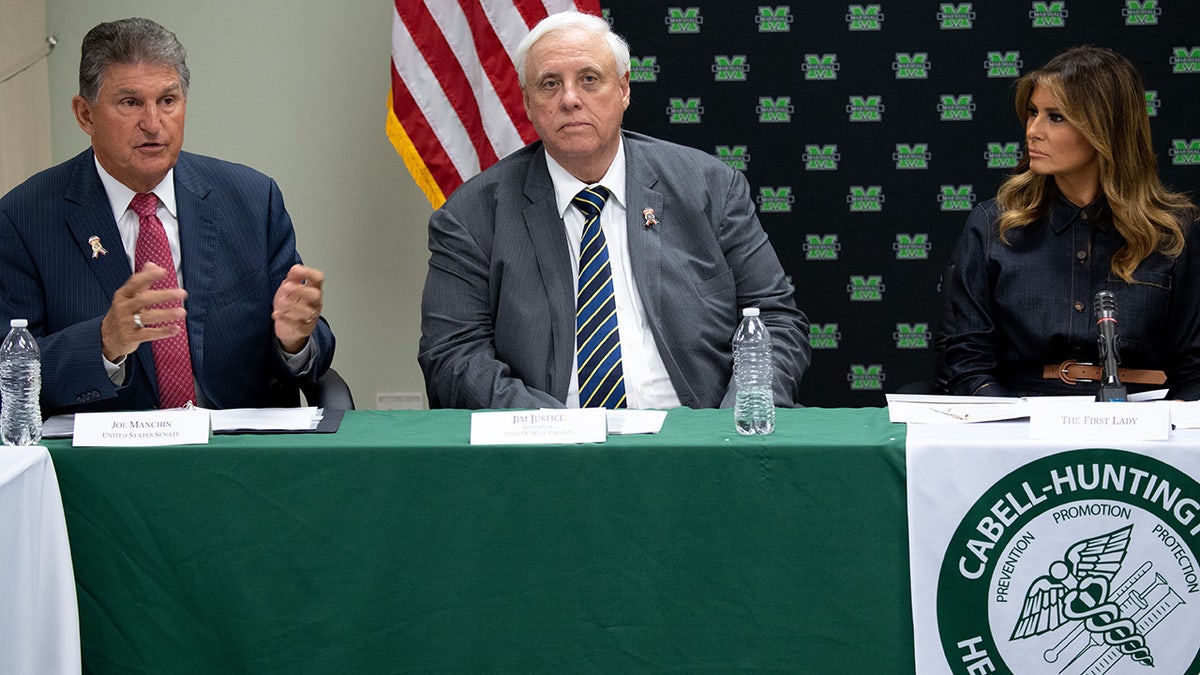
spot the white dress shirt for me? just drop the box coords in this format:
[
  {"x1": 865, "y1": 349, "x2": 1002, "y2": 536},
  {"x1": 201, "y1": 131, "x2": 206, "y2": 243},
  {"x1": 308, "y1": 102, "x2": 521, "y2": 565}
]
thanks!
[
  {"x1": 545, "y1": 141, "x2": 682, "y2": 409},
  {"x1": 95, "y1": 158, "x2": 185, "y2": 287}
]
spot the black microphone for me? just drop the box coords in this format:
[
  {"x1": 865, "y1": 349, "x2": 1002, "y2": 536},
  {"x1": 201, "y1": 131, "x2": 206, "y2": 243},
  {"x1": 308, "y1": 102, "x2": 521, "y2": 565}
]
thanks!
[{"x1": 1093, "y1": 290, "x2": 1127, "y2": 402}]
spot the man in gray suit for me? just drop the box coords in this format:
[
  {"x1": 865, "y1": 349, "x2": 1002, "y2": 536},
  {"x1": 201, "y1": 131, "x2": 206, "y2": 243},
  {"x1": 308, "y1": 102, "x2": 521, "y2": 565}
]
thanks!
[{"x1": 419, "y1": 11, "x2": 809, "y2": 410}]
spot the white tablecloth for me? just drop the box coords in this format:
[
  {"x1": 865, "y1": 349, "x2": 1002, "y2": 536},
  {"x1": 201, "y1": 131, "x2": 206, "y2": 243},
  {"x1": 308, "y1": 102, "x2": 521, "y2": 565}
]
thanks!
[{"x1": 0, "y1": 446, "x2": 81, "y2": 675}]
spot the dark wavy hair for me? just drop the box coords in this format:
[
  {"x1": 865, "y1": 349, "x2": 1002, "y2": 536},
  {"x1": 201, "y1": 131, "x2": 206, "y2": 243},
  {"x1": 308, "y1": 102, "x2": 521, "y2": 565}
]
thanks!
[{"x1": 79, "y1": 18, "x2": 190, "y2": 102}]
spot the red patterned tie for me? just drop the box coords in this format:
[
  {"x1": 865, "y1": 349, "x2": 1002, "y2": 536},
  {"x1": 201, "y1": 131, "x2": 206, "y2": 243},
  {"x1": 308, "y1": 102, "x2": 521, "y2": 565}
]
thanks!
[{"x1": 130, "y1": 192, "x2": 196, "y2": 408}]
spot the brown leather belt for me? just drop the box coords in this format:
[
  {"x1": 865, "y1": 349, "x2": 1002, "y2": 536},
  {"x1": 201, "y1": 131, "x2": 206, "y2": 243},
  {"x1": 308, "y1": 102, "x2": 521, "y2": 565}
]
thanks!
[{"x1": 1043, "y1": 359, "x2": 1166, "y2": 386}]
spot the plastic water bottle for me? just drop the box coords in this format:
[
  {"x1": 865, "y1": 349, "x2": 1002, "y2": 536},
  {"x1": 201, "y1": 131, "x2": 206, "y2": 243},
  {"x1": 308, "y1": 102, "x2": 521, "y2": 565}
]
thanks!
[
  {"x1": 1, "y1": 319, "x2": 42, "y2": 446},
  {"x1": 733, "y1": 307, "x2": 775, "y2": 435}
]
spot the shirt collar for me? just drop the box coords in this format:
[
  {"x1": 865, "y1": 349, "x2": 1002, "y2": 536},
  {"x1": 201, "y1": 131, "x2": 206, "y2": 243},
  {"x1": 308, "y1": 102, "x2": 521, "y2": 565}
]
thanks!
[
  {"x1": 544, "y1": 137, "x2": 627, "y2": 219},
  {"x1": 1048, "y1": 191, "x2": 1109, "y2": 234},
  {"x1": 93, "y1": 155, "x2": 178, "y2": 223}
]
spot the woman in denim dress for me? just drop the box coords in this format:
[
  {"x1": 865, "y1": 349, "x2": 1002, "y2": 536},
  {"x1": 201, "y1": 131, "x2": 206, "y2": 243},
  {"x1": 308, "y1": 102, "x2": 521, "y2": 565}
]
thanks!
[{"x1": 937, "y1": 46, "x2": 1200, "y2": 399}]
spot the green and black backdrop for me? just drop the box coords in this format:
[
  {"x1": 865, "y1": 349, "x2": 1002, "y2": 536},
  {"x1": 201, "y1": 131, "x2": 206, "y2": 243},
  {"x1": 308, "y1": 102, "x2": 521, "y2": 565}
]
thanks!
[{"x1": 599, "y1": 1, "x2": 1199, "y2": 407}]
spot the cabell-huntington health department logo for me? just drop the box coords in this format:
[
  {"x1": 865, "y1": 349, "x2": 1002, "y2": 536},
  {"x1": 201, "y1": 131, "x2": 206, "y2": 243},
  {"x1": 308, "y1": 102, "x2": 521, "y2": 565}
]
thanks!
[{"x1": 937, "y1": 448, "x2": 1200, "y2": 674}]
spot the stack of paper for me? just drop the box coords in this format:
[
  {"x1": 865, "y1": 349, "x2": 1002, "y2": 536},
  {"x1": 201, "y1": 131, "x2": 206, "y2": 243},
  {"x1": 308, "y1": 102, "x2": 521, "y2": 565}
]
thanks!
[{"x1": 209, "y1": 407, "x2": 324, "y2": 432}]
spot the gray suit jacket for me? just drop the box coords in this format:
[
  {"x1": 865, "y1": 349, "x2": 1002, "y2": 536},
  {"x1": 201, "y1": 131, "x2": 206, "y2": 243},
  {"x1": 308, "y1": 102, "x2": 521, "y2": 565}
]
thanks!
[{"x1": 418, "y1": 131, "x2": 809, "y2": 409}]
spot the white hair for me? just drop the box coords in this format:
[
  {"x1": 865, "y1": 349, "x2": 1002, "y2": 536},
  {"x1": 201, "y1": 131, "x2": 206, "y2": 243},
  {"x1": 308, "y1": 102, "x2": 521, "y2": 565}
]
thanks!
[{"x1": 514, "y1": 11, "x2": 630, "y2": 88}]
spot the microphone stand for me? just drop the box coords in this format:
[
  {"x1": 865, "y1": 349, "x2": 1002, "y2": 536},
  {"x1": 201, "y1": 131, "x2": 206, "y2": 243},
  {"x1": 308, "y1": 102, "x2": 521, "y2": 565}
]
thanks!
[
  {"x1": 1096, "y1": 355, "x2": 1127, "y2": 401},
  {"x1": 1094, "y1": 291, "x2": 1127, "y2": 402}
]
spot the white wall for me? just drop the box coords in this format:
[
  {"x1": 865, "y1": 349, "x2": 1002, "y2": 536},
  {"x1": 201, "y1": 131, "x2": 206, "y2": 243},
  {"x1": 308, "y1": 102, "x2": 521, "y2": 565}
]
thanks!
[
  {"x1": 0, "y1": 0, "x2": 52, "y2": 192},
  {"x1": 46, "y1": 0, "x2": 434, "y2": 409}
]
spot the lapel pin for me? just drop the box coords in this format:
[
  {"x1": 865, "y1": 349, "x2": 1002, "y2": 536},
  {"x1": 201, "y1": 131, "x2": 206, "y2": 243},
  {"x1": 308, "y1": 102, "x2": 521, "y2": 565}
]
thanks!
[
  {"x1": 88, "y1": 235, "x2": 108, "y2": 258},
  {"x1": 642, "y1": 208, "x2": 658, "y2": 228}
]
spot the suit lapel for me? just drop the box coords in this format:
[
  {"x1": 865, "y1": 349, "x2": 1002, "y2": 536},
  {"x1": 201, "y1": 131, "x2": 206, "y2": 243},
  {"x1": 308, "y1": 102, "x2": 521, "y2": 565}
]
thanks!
[
  {"x1": 522, "y1": 150, "x2": 576, "y2": 397},
  {"x1": 172, "y1": 155, "x2": 218, "y2": 381},
  {"x1": 63, "y1": 151, "x2": 131, "y2": 298},
  {"x1": 623, "y1": 137, "x2": 699, "y2": 402},
  {"x1": 62, "y1": 151, "x2": 159, "y2": 391},
  {"x1": 624, "y1": 137, "x2": 665, "y2": 327}
]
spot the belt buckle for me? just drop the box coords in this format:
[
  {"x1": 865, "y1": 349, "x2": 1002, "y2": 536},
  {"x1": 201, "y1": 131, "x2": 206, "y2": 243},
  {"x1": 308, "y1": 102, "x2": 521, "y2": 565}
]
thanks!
[
  {"x1": 1056, "y1": 359, "x2": 1098, "y2": 385},
  {"x1": 1057, "y1": 359, "x2": 1080, "y2": 385}
]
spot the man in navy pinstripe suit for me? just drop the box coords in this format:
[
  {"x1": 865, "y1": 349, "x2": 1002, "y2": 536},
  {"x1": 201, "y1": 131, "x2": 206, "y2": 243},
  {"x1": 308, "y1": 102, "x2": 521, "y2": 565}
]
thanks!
[{"x1": 0, "y1": 18, "x2": 334, "y2": 416}]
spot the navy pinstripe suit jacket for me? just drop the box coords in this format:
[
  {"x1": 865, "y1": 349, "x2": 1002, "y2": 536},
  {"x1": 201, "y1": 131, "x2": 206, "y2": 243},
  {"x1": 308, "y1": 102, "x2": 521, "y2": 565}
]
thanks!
[{"x1": 0, "y1": 149, "x2": 334, "y2": 416}]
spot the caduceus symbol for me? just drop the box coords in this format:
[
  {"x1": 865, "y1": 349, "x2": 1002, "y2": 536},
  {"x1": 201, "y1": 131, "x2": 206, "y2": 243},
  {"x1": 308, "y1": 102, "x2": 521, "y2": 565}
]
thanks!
[{"x1": 1010, "y1": 524, "x2": 1154, "y2": 667}]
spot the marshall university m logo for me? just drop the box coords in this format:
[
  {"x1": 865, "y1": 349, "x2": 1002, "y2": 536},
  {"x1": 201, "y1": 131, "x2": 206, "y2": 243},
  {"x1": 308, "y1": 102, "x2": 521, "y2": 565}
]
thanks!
[
  {"x1": 809, "y1": 323, "x2": 841, "y2": 349},
  {"x1": 804, "y1": 234, "x2": 841, "y2": 260},
  {"x1": 1171, "y1": 139, "x2": 1200, "y2": 165},
  {"x1": 715, "y1": 145, "x2": 749, "y2": 171},
  {"x1": 667, "y1": 98, "x2": 703, "y2": 124},
  {"x1": 1123, "y1": 1, "x2": 1160, "y2": 25},
  {"x1": 756, "y1": 6, "x2": 793, "y2": 32},
  {"x1": 986, "y1": 142, "x2": 1021, "y2": 169},
  {"x1": 629, "y1": 56, "x2": 660, "y2": 83},
  {"x1": 1172, "y1": 47, "x2": 1200, "y2": 74},
  {"x1": 847, "y1": 4, "x2": 883, "y2": 30},
  {"x1": 757, "y1": 187, "x2": 794, "y2": 213},
  {"x1": 848, "y1": 364, "x2": 885, "y2": 390},
  {"x1": 894, "y1": 53, "x2": 930, "y2": 79},
  {"x1": 665, "y1": 7, "x2": 702, "y2": 33},
  {"x1": 757, "y1": 97, "x2": 793, "y2": 123},
  {"x1": 847, "y1": 95, "x2": 883, "y2": 122},
  {"x1": 939, "y1": 185, "x2": 976, "y2": 211},
  {"x1": 1030, "y1": 1, "x2": 1067, "y2": 27},
  {"x1": 939, "y1": 94, "x2": 975, "y2": 121},
  {"x1": 848, "y1": 185, "x2": 884, "y2": 212},
  {"x1": 938, "y1": 3, "x2": 975, "y2": 29},
  {"x1": 985, "y1": 51, "x2": 1022, "y2": 78},
  {"x1": 848, "y1": 275, "x2": 884, "y2": 301},
  {"x1": 894, "y1": 144, "x2": 930, "y2": 170},
  {"x1": 804, "y1": 144, "x2": 840, "y2": 171},
  {"x1": 712, "y1": 55, "x2": 749, "y2": 82},
  {"x1": 894, "y1": 323, "x2": 931, "y2": 348},
  {"x1": 894, "y1": 234, "x2": 931, "y2": 260},
  {"x1": 803, "y1": 54, "x2": 840, "y2": 81}
]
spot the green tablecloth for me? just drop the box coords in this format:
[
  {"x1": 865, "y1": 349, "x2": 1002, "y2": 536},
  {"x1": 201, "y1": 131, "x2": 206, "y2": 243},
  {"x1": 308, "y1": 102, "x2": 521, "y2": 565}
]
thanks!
[{"x1": 47, "y1": 407, "x2": 911, "y2": 673}]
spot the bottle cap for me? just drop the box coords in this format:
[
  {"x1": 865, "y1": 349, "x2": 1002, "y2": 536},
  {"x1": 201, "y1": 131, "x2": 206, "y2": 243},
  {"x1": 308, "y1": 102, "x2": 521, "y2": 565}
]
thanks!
[
  {"x1": 742, "y1": 307, "x2": 760, "y2": 317},
  {"x1": 9, "y1": 319, "x2": 27, "y2": 328}
]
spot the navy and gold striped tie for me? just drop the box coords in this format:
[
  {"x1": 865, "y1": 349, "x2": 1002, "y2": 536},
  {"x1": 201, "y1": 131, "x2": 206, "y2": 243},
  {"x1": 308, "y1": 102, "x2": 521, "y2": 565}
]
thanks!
[{"x1": 574, "y1": 186, "x2": 626, "y2": 409}]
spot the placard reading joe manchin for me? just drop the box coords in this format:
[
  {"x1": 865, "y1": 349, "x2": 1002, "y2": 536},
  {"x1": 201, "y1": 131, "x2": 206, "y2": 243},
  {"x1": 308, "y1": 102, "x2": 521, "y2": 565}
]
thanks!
[{"x1": 72, "y1": 409, "x2": 210, "y2": 447}]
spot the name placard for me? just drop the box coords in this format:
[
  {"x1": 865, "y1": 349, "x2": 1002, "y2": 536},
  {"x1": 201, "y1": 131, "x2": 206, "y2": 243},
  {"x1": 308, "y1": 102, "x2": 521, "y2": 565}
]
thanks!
[
  {"x1": 470, "y1": 409, "x2": 607, "y2": 445},
  {"x1": 73, "y1": 409, "x2": 211, "y2": 447},
  {"x1": 1029, "y1": 401, "x2": 1170, "y2": 441}
]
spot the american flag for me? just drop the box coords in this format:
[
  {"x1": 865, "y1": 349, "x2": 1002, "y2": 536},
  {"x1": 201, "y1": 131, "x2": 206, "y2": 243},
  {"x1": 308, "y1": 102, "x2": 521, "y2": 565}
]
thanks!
[{"x1": 389, "y1": 0, "x2": 603, "y2": 208}]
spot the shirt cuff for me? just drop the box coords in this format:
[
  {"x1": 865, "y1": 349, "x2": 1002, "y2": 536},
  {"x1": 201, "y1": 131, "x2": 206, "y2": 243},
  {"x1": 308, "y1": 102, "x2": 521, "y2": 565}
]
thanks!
[
  {"x1": 104, "y1": 353, "x2": 127, "y2": 385},
  {"x1": 279, "y1": 338, "x2": 316, "y2": 376}
]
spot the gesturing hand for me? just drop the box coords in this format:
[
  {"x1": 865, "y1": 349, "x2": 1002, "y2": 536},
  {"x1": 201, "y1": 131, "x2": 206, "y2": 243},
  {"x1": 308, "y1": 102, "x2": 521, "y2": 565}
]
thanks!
[
  {"x1": 272, "y1": 264, "x2": 324, "y2": 353},
  {"x1": 99, "y1": 262, "x2": 188, "y2": 363}
]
